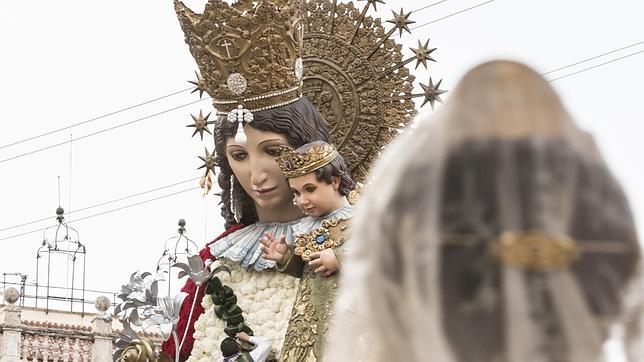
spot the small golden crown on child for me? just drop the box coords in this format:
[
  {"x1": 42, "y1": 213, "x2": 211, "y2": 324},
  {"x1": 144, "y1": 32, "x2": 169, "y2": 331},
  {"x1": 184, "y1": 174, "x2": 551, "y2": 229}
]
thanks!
[{"x1": 276, "y1": 144, "x2": 339, "y2": 178}]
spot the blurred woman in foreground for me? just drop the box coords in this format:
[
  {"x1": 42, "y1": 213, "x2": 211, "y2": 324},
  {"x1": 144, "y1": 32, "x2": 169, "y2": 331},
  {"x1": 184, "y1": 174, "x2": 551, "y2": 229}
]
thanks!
[{"x1": 328, "y1": 60, "x2": 643, "y2": 362}]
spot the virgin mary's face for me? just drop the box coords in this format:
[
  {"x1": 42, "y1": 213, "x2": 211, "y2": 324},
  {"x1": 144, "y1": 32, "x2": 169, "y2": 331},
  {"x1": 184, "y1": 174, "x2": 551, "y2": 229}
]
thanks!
[{"x1": 225, "y1": 125, "x2": 297, "y2": 218}]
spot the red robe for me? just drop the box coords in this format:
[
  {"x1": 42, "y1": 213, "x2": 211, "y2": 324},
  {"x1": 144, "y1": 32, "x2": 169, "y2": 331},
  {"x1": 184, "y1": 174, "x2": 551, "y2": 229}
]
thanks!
[{"x1": 161, "y1": 223, "x2": 246, "y2": 361}]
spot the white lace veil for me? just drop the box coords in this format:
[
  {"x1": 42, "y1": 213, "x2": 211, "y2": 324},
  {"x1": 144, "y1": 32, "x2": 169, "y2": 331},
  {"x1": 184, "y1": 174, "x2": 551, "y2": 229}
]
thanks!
[{"x1": 326, "y1": 60, "x2": 643, "y2": 362}]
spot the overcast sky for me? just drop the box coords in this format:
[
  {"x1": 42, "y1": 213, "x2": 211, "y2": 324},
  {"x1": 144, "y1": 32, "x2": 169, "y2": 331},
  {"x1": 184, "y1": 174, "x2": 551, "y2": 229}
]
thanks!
[{"x1": 1, "y1": 0, "x2": 643, "y2": 306}]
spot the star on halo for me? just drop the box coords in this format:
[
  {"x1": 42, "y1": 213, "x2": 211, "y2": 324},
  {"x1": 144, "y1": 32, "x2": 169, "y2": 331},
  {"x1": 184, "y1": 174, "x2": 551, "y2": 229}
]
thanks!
[
  {"x1": 360, "y1": 0, "x2": 386, "y2": 11},
  {"x1": 188, "y1": 71, "x2": 207, "y2": 99},
  {"x1": 198, "y1": 147, "x2": 217, "y2": 176},
  {"x1": 386, "y1": 8, "x2": 415, "y2": 37},
  {"x1": 410, "y1": 39, "x2": 437, "y2": 69},
  {"x1": 420, "y1": 78, "x2": 447, "y2": 110},
  {"x1": 186, "y1": 110, "x2": 214, "y2": 140}
]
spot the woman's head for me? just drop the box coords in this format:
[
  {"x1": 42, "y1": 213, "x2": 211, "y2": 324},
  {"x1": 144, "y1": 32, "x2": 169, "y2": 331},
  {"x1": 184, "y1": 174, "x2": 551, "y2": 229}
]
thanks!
[{"x1": 215, "y1": 97, "x2": 331, "y2": 226}]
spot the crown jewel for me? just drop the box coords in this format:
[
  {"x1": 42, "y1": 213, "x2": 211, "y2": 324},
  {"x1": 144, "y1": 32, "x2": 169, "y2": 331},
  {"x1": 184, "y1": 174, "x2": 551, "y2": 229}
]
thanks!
[
  {"x1": 174, "y1": 0, "x2": 304, "y2": 114},
  {"x1": 276, "y1": 143, "x2": 339, "y2": 178}
]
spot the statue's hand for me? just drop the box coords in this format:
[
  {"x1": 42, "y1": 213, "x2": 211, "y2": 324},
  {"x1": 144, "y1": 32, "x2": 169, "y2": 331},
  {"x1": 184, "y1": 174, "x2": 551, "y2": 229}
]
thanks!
[
  {"x1": 260, "y1": 233, "x2": 288, "y2": 264},
  {"x1": 309, "y1": 248, "x2": 340, "y2": 277}
]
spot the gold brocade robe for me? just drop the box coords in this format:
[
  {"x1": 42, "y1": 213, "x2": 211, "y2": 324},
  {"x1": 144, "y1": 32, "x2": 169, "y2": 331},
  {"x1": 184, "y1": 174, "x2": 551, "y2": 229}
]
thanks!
[{"x1": 278, "y1": 218, "x2": 351, "y2": 362}]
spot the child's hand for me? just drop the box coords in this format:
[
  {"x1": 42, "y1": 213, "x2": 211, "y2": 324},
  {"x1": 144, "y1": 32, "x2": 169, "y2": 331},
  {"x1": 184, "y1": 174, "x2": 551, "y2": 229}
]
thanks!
[
  {"x1": 260, "y1": 233, "x2": 288, "y2": 264},
  {"x1": 309, "y1": 248, "x2": 340, "y2": 277}
]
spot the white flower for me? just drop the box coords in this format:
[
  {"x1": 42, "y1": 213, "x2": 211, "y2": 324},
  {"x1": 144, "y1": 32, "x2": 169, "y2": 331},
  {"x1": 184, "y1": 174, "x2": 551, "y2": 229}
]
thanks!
[
  {"x1": 255, "y1": 278, "x2": 268, "y2": 290},
  {"x1": 271, "y1": 299, "x2": 282, "y2": 313},
  {"x1": 186, "y1": 263, "x2": 298, "y2": 361}
]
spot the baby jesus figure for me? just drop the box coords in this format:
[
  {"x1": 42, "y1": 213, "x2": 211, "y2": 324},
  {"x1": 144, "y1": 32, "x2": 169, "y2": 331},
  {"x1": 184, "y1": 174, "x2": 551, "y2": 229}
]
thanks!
[{"x1": 260, "y1": 141, "x2": 355, "y2": 361}]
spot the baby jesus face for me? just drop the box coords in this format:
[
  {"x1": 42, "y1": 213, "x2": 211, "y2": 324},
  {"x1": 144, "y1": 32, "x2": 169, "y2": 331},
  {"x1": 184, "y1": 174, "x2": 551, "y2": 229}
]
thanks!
[{"x1": 289, "y1": 172, "x2": 344, "y2": 218}]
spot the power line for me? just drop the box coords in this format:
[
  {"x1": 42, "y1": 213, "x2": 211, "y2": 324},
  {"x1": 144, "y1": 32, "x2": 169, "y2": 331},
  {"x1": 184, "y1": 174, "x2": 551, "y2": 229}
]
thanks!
[
  {"x1": 541, "y1": 40, "x2": 644, "y2": 76},
  {"x1": 0, "y1": 186, "x2": 200, "y2": 242},
  {"x1": 412, "y1": 0, "x2": 450, "y2": 13},
  {"x1": 406, "y1": 0, "x2": 643, "y2": 83},
  {"x1": 0, "y1": 0, "x2": 476, "y2": 165},
  {"x1": 0, "y1": 1, "x2": 446, "y2": 154},
  {"x1": 0, "y1": 280, "x2": 116, "y2": 297},
  {"x1": 547, "y1": 49, "x2": 644, "y2": 82},
  {"x1": 0, "y1": 87, "x2": 192, "y2": 151},
  {"x1": 411, "y1": 0, "x2": 496, "y2": 31},
  {"x1": 0, "y1": 97, "x2": 210, "y2": 165},
  {"x1": 0, "y1": 177, "x2": 200, "y2": 233}
]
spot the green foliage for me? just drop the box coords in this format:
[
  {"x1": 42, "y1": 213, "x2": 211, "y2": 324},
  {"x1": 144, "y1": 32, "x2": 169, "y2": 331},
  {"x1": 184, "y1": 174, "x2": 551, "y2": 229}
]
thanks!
[{"x1": 205, "y1": 276, "x2": 254, "y2": 341}]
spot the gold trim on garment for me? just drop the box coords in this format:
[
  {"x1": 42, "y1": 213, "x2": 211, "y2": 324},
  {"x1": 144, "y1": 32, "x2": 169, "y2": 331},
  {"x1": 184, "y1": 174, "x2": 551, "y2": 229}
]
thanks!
[
  {"x1": 294, "y1": 218, "x2": 351, "y2": 262},
  {"x1": 488, "y1": 231, "x2": 580, "y2": 271}
]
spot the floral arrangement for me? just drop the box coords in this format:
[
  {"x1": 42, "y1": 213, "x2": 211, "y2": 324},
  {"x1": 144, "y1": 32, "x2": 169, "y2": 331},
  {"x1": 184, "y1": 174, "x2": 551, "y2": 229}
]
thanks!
[
  {"x1": 113, "y1": 251, "x2": 298, "y2": 362},
  {"x1": 204, "y1": 272, "x2": 253, "y2": 339},
  {"x1": 188, "y1": 260, "x2": 298, "y2": 362},
  {"x1": 113, "y1": 272, "x2": 179, "y2": 361},
  {"x1": 114, "y1": 254, "x2": 231, "y2": 362}
]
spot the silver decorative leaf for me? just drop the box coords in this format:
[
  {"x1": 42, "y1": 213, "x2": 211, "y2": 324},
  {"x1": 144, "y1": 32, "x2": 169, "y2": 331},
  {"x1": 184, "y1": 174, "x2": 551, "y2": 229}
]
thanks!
[{"x1": 172, "y1": 255, "x2": 211, "y2": 286}]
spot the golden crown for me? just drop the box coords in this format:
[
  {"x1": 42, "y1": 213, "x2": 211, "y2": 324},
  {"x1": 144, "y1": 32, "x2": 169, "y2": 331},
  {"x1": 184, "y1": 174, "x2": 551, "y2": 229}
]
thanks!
[
  {"x1": 179, "y1": 1, "x2": 449, "y2": 194},
  {"x1": 276, "y1": 143, "x2": 339, "y2": 178},
  {"x1": 174, "y1": 0, "x2": 304, "y2": 115}
]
